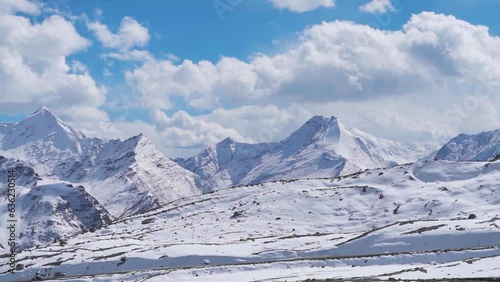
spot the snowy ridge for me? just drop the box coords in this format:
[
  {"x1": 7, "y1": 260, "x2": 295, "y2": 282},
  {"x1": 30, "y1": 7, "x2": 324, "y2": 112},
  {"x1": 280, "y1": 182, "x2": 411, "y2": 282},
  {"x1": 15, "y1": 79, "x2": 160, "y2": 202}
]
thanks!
[
  {"x1": 434, "y1": 129, "x2": 500, "y2": 161},
  {"x1": 178, "y1": 116, "x2": 420, "y2": 191},
  {"x1": 1, "y1": 159, "x2": 499, "y2": 281},
  {"x1": 0, "y1": 108, "x2": 201, "y2": 218},
  {"x1": 71, "y1": 134, "x2": 200, "y2": 218}
]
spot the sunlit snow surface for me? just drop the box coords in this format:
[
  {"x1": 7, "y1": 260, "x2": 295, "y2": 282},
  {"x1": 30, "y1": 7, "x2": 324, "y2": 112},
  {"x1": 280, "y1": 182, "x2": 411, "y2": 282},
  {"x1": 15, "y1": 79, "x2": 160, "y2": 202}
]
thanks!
[{"x1": 1, "y1": 160, "x2": 499, "y2": 281}]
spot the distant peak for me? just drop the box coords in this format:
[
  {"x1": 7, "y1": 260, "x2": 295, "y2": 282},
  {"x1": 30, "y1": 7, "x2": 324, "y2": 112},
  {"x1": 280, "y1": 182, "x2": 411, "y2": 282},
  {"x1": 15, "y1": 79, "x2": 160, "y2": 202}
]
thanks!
[
  {"x1": 2, "y1": 107, "x2": 86, "y2": 151},
  {"x1": 281, "y1": 115, "x2": 345, "y2": 150},
  {"x1": 33, "y1": 106, "x2": 54, "y2": 116},
  {"x1": 28, "y1": 107, "x2": 60, "y2": 124},
  {"x1": 307, "y1": 115, "x2": 339, "y2": 125},
  {"x1": 220, "y1": 137, "x2": 235, "y2": 144},
  {"x1": 301, "y1": 115, "x2": 342, "y2": 134},
  {"x1": 127, "y1": 134, "x2": 150, "y2": 146},
  {"x1": 215, "y1": 137, "x2": 236, "y2": 152}
]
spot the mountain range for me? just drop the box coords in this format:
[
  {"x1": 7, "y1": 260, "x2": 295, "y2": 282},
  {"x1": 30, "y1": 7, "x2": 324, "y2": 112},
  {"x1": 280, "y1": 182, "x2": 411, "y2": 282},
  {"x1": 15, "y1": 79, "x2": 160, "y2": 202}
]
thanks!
[
  {"x1": 2, "y1": 156, "x2": 500, "y2": 281},
  {"x1": 0, "y1": 107, "x2": 499, "y2": 255},
  {"x1": 176, "y1": 116, "x2": 420, "y2": 191}
]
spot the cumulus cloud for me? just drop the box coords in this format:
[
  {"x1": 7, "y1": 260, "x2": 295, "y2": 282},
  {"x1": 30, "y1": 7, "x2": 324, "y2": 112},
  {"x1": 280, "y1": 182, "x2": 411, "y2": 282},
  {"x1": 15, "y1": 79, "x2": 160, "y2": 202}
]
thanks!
[
  {"x1": 127, "y1": 12, "x2": 500, "y2": 108},
  {"x1": 268, "y1": 0, "x2": 335, "y2": 12},
  {"x1": 0, "y1": 3, "x2": 106, "y2": 117},
  {"x1": 122, "y1": 12, "x2": 500, "y2": 156},
  {"x1": 88, "y1": 16, "x2": 149, "y2": 50},
  {"x1": 87, "y1": 16, "x2": 151, "y2": 61},
  {"x1": 104, "y1": 106, "x2": 307, "y2": 158},
  {"x1": 359, "y1": 0, "x2": 395, "y2": 14},
  {"x1": 149, "y1": 109, "x2": 248, "y2": 147},
  {"x1": 0, "y1": 0, "x2": 39, "y2": 15}
]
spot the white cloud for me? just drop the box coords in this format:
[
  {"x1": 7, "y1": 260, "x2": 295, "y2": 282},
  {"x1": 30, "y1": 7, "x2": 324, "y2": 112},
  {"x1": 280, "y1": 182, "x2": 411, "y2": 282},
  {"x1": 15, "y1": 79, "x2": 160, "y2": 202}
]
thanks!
[
  {"x1": 104, "y1": 49, "x2": 153, "y2": 61},
  {"x1": 203, "y1": 105, "x2": 310, "y2": 143},
  {"x1": 359, "y1": 0, "x2": 395, "y2": 14},
  {"x1": 121, "y1": 12, "x2": 500, "y2": 157},
  {"x1": 0, "y1": 0, "x2": 39, "y2": 15},
  {"x1": 268, "y1": 0, "x2": 335, "y2": 12},
  {"x1": 70, "y1": 60, "x2": 88, "y2": 74},
  {"x1": 127, "y1": 12, "x2": 500, "y2": 109},
  {"x1": 149, "y1": 109, "x2": 248, "y2": 148},
  {"x1": 88, "y1": 16, "x2": 149, "y2": 50},
  {"x1": 87, "y1": 16, "x2": 152, "y2": 62},
  {"x1": 0, "y1": 5, "x2": 106, "y2": 117}
]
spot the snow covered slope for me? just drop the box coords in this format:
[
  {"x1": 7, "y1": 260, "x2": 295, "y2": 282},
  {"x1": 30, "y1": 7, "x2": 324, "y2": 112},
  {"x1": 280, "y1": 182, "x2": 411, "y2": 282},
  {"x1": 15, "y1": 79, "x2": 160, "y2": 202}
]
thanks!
[
  {"x1": 178, "y1": 116, "x2": 419, "y2": 191},
  {"x1": 0, "y1": 156, "x2": 38, "y2": 188},
  {"x1": 0, "y1": 108, "x2": 200, "y2": 218},
  {"x1": 58, "y1": 134, "x2": 200, "y2": 218},
  {"x1": 1, "y1": 159, "x2": 498, "y2": 281},
  {"x1": 0, "y1": 158, "x2": 112, "y2": 251},
  {"x1": 2, "y1": 183, "x2": 112, "y2": 250},
  {"x1": 434, "y1": 129, "x2": 500, "y2": 161}
]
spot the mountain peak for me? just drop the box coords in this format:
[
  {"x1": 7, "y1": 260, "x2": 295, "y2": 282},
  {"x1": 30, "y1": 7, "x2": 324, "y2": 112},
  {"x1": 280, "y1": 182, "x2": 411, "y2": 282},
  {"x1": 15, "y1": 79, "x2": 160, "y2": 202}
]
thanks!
[
  {"x1": 219, "y1": 137, "x2": 236, "y2": 145},
  {"x1": 281, "y1": 115, "x2": 344, "y2": 149},
  {"x1": 121, "y1": 134, "x2": 154, "y2": 153},
  {"x1": 130, "y1": 133, "x2": 145, "y2": 140},
  {"x1": 308, "y1": 115, "x2": 339, "y2": 125},
  {"x1": 33, "y1": 106, "x2": 53, "y2": 115},
  {"x1": 30, "y1": 106, "x2": 59, "y2": 123},
  {"x1": 1, "y1": 107, "x2": 86, "y2": 151},
  {"x1": 304, "y1": 115, "x2": 343, "y2": 134}
]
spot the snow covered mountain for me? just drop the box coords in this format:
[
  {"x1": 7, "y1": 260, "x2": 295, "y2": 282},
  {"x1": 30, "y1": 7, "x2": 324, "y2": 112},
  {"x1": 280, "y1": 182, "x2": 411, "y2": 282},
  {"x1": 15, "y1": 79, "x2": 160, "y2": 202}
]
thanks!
[
  {"x1": 1, "y1": 107, "x2": 500, "y2": 281},
  {"x1": 177, "y1": 116, "x2": 419, "y2": 191},
  {"x1": 1, "y1": 182, "x2": 112, "y2": 250},
  {"x1": 434, "y1": 129, "x2": 500, "y2": 161},
  {"x1": 0, "y1": 157, "x2": 112, "y2": 250},
  {"x1": 0, "y1": 107, "x2": 102, "y2": 174},
  {"x1": 1, "y1": 107, "x2": 87, "y2": 152},
  {"x1": 0, "y1": 107, "x2": 200, "y2": 218},
  {"x1": 56, "y1": 134, "x2": 200, "y2": 218},
  {"x1": 2, "y1": 159, "x2": 499, "y2": 281}
]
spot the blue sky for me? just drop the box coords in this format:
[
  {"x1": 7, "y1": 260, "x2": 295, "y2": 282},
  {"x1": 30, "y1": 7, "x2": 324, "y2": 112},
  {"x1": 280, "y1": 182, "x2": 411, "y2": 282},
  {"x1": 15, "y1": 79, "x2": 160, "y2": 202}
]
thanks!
[
  {"x1": 70, "y1": 0, "x2": 500, "y2": 62},
  {"x1": 1, "y1": 0, "x2": 499, "y2": 157},
  {"x1": 68, "y1": 0, "x2": 500, "y2": 87}
]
